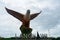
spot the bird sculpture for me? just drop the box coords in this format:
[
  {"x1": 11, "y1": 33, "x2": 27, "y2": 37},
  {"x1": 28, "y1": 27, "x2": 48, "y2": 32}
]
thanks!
[{"x1": 5, "y1": 7, "x2": 42, "y2": 38}]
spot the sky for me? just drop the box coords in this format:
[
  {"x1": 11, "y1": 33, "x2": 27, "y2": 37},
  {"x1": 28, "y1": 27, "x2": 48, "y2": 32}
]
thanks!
[{"x1": 0, "y1": 0, "x2": 60, "y2": 38}]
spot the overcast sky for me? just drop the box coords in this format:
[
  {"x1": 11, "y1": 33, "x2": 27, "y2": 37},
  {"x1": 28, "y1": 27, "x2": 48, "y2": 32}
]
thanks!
[{"x1": 0, "y1": 0, "x2": 60, "y2": 38}]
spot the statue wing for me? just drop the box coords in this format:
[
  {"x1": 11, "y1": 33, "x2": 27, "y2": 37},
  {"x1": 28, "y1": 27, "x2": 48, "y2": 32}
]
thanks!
[
  {"x1": 30, "y1": 11, "x2": 42, "y2": 20},
  {"x1": 5, "y1": 7, "x2": 24, "y2": 22}
]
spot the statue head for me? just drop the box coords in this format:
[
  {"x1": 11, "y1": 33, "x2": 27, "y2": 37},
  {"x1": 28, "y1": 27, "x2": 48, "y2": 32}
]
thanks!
[
  {"x1": 27, "y1": 9, "x2": 30, "y2": 14},
  {"x1": 25, "y1": 9, "x2": 30, "y2": 20}
]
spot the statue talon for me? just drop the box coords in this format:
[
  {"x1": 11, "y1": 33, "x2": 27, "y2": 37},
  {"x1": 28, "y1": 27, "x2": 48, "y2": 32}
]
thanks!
[{"x1": 20, "y1": 26, "x2": 32, "y2": 34}]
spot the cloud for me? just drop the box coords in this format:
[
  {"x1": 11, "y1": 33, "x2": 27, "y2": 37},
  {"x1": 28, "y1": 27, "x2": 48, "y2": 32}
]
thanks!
[
  {"x1": 50, "y1": 24, "x2": 60, "y2": 37},
  {"x1": 3, "y1": 0, "x2": 60, "y2": 12},
  {"x1": 0, "y1": 0, "x2": 60, "y2": 37}
]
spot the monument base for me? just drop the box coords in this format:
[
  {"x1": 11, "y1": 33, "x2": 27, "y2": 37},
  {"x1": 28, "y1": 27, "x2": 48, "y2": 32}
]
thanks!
[{"x1": 20, "y1": 26, "x2": 32, "y2": 38}]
